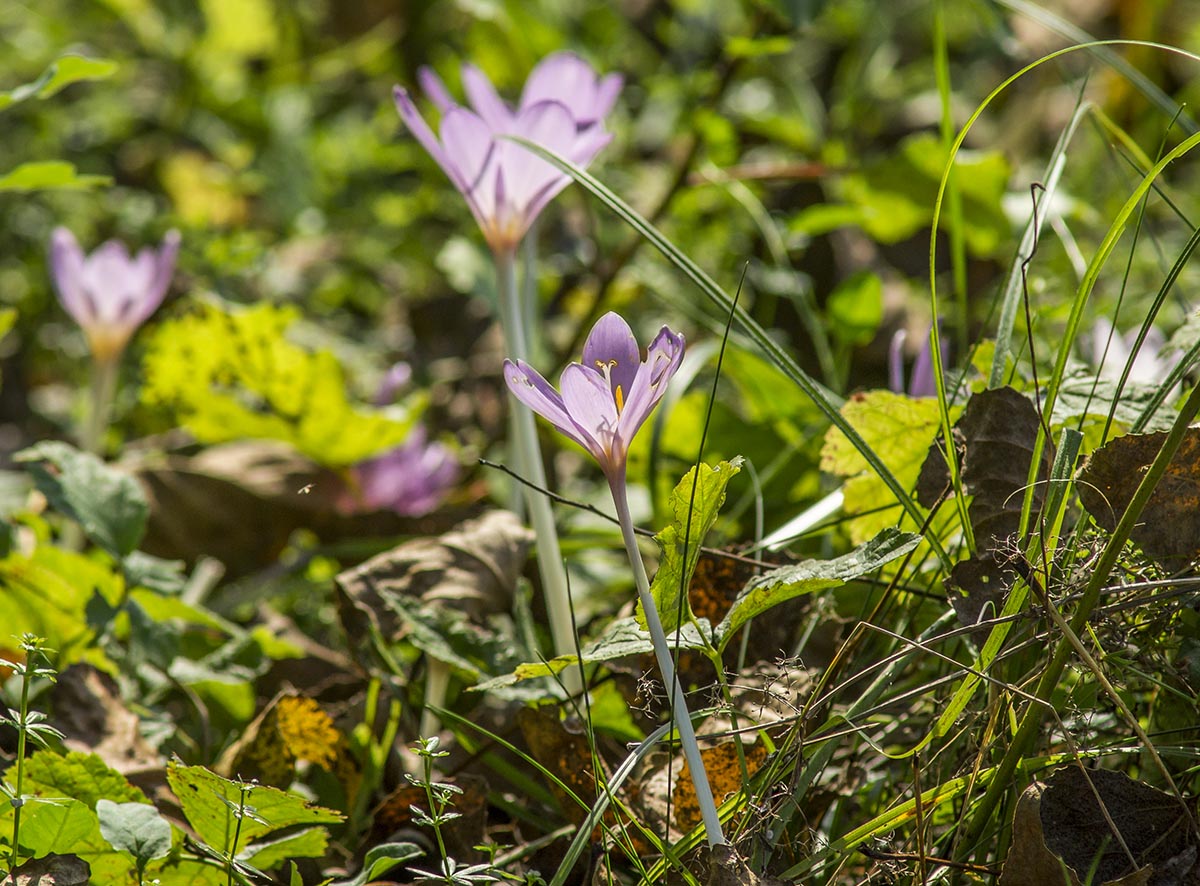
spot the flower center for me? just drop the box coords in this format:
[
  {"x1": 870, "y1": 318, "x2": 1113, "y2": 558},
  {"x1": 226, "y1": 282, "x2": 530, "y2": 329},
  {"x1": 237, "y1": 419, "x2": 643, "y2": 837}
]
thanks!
[{"x1": 594, "y1": 359, "x2": 625, "y2": 413}]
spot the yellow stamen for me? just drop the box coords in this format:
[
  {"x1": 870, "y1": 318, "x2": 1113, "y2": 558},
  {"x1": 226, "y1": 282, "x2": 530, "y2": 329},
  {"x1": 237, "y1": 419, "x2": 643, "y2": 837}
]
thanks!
[{"x1": 615, "y1": 385, "x2": 625, "y2": 413}]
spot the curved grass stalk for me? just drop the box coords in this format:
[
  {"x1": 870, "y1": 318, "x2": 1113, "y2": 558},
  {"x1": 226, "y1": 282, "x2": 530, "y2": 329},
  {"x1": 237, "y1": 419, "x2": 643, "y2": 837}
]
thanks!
[{"x1": 508, "y1": 136, "x2": 951, "y2": 572}]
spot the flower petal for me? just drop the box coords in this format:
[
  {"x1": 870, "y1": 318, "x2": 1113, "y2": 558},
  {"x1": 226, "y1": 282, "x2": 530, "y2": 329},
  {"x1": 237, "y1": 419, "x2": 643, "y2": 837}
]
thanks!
[
  {"x1": 394, "y1": 86, "x2": 472, "y2": 200},
  {"x1": 504, "y1": 359, "x2": 597, "y2": 454},
  {"x1": 617, "y1": 326, "x2": 684, "y2": 443},
  {"x1": 888, "y1": 329, "x2": 907, "y2": 395},
  {"x1": 137, "y1": 229, "x2": 180, "y2": 326},
  {"x1": 417, "y1": 66, "x2": 457, "y2": 113},
  {"x1": 461, "y1": 63, "x2": 514, "y2": 130},
  {"x1": 440, "y1": 106, "x2": 500, "y2": 221},
  {"x1": 498, "y1": 99, "x2": 576, "y2": 213},
  {"x1": 582, "y1": 312, "x2": 639, "y2": 404},
  {"x1": 560, "y1": 362, "x2": 619, "y2": 462},
  {"x1": 48, "y1": 227, "x2": 89, "y2": 327}
]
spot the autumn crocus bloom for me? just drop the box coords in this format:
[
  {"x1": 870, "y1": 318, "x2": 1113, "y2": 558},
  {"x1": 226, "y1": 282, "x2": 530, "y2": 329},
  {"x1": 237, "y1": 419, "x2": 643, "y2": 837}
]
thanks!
[
  {"x1": 889, "y1": 326, "x2": 948, "y2": 398},
  {"x1": 342, "y1": 427, "x2": 459, "y2": 518},
  {"x1": 49, "y1": 227, "x2": 181, "y2": 364},
  {"x1": 394, "y1": 52, "x2": 621, "y2": 255},
  {"x1": 504, "y1": 312, "x2": 684, "y2": 484}
]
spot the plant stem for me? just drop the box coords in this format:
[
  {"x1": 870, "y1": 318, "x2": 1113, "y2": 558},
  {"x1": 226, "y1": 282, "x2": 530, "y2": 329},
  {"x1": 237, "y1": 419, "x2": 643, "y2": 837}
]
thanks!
[
  {"x1": 609, "y1": 478, "x2": 725, "y2": 847},
  {"x1": 81, "y1": 354, "x2": 119, "y2": 456},
  {"x1": 494, "y1": 250, "x2": 580, "y2": 694},
  {"x1": 8, "y1": 663, "x2": 30, "y2": 879}
]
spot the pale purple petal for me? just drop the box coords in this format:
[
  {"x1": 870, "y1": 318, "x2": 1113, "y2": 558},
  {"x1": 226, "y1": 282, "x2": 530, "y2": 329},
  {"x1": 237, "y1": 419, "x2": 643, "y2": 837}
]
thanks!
[
  {"x1": 591, "y1": 73, "x2": 624, "y2": 124},
  {"x1": 349, "y1": 427, "x2": 459, "y2": 517},
  {"x1": 582, "y1": 312, "x2": 639, "y2": 404},
  {"x1": 1091, "y1": 317, "x2": 1118, "y2": 378},
  {"x1": 440, "y1": 106, "x2": 499, "y2": 220},
  {"x1": 394, "y1": 87, "x2": 475, "y2": 202},
  {"x1": 49, "y1": 227, "x2": 90, "y2": 326},
  {"x1": 136, "y1": 229, "x2": 180, "y2": 325},
  {"x1": 908, "y1": 328, "x2": 943, "y2": 398},
  {"x1": 498, "y1": 99, "x2": 576, "y2": 212},
  {"x1": 461, "y1": 63, "x2": 514, "y2": 130},
  {"x1": 617, "y1": 326, "x2": 684, "y2": 444},
  {"x1": 417, "y1": 66, "x2": 457, "y2": 113},
  {"x1": 560, "y1": 362, "x2": 619, "y2": 463},
  {"x1": 520, "y1": 52, "x2": 610, "y2": 124},
  {"x1": 504, "y1": 359, "x2": 597, "y2": 454},
  {"x1": 374, "y1": 362, "x2": 413, "y2": 405}
]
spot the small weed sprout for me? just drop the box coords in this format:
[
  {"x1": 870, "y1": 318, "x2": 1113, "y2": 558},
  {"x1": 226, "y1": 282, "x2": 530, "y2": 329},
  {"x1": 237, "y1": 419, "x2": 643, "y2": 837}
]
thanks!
[{"x1": 0, "y1": 635, "x2": 64, "y2": 879}]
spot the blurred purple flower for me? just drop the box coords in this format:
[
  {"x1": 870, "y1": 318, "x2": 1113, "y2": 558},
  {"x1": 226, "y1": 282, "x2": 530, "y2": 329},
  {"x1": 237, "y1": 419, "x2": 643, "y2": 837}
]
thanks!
[
  {"x1": 394, "y1": 52, "x2": 621, "y2": 255},
  {"x1": 504, "y1": 312, "x2": 683, "y2": 485},
  {"x1": 49, "y1": 227, "x2": 180, "y2": 363},
  {"x1": 374, "y1": 362, "x2": 413, "y2": 406},
  {"x1": 1090, "y1": 318, "x2": 1180, "y2": 387},
  {"x1": 342, "y1": 427, "x2": 459, "y2": 517},
  {"x1": 889, "y1": 326, "x2": 947, "y2": 398}
]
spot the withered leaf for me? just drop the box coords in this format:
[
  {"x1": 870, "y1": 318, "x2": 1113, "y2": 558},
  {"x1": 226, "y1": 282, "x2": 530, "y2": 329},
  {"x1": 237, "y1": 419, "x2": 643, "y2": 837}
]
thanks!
[
  {"x1": 335, "y1": 510, "x2": 533, "y2": 643},
  {"x1": 945, "y1": 552, "x2": 1017, "y2": 628},
  {"x1": 517, "y1": 704, "x2": 608, "y2": 826},
  {"x1": 1001, "y1": 766, "x2": 1198, "y2": 886},
  {"x1": 49, "y1": 665, "x2": 160, "y2": 777},
  {"x1": 675, "y1": 741, "x2": 768, "y2": 833},
  {"x1": 6, "y1": 855, "x2": 90, "y2": 886},
  {"x1": 917, "y1": 387, "x2": 1053, "y2": 554},
  {"x1": 1077, "y1": 429, "x2": 1200, "y2": 568}
]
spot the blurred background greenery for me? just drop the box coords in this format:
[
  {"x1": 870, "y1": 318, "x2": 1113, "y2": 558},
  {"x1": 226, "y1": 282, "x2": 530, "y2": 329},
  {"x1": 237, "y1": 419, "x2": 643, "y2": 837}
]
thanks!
[{"x1": 2, "y1": 0, "x2": 1199, "y2": 534}]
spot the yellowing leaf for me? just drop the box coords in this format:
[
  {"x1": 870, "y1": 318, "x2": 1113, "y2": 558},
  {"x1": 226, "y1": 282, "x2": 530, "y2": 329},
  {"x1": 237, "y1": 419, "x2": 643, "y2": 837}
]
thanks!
[
  {"x1": 141, "y1": 301, "x2": 421, "y2": 466},
  {"x1": 820, "y1": 390, "x2": 955, "y2": 544}
]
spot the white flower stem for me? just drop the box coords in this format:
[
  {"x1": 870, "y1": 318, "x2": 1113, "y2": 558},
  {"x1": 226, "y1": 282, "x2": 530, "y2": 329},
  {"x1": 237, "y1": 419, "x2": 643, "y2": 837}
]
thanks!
[
  {"x1": 609, "y1": 477, "x2": 725, "y2": 847},
  {"x1": 495, "y1": 251, "x2": 581, "y2": 695},
  {"x1": 81, "y1": 354, "x2": 119, "y2": 456}
]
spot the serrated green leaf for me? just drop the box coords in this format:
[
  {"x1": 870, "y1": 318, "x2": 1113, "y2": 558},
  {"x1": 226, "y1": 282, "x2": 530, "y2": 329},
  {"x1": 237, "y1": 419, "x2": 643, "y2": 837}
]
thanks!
[
  {"x1": 166, "y1": 762, "x2": 342, "y2": 855},
  {"x1": 820, "y1": 391, "x2": 957, "y2": 544},
  {"x1": 141, "y1": 301, "x2": 421, "y2": 466},
  {"x1": 239, "y1": 827, "x2": 328, "y2": 870},
  {"x1": 330, "y1": 842, "x2": 422, "y2": 886},
  {"x1": 24, "y1": 752, "x2": 148, "y2": 807},
  {"x1": 96, "y1": 800, "x2": 172, "y2": 866},
  {"x1": 474, "y1": 617, "x2": 712, "y2": 690},
  {"x1": 643, "y1": 459, "x2": 742, "y2": 634},
  {"x1": 15, "y1": 442, "x2": 147, "y2": 558},
  {"x1": 716, "y1": 529, "x2": 922, "y2": 647},
  {"x1": 0, "y1": 162, "x2": 111, "y2": 192},
  {"x1": 18, "y1": 799, "x2": 95, "y2": 856},
  {"x1": 0, "y1": 56, "x2": 117, "y2": 111}
]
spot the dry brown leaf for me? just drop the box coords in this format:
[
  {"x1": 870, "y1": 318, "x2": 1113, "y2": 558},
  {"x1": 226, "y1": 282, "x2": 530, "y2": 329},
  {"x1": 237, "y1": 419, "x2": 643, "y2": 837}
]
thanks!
[
  {"x1": 1000, "y1": 767, "x2": 1198, "y2": 886},
  {"x1": 675, "y1": 741, "x2": 768, "y2": 833},
  {"x1": 49, "y1": 665, "x2": 160, "y2": 777},
  {"x1": 335, "y1": 510, "x2": 533, "y2": 644},
  {"x1": 517, "y1": 705, "x2": 608, "y2": 827},
  {"x1": 1078, "y1": 429, "x2": 1200, "y2": 569},
  {"x1": 7, "y1": 854, "x2": 90, "y2": 885}
]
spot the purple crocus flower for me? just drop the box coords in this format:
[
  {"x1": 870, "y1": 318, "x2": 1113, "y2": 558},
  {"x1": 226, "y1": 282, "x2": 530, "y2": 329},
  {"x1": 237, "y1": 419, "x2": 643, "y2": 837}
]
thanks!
[
  {"x1": 49, "y1": 227, "x2": 181, "y2": 363},
  {"x1": 503, "y1": 312, "x2": 684, "y2": 484},
  {"x1": 889, "y1": 326, "x2": 947, "y2": 398},
  {"x1": 394, "y1": 52, "x2": 621, "y2": 255},
  {"x1": 341, "y1": 427, "x2": 459, "y2": 517}
]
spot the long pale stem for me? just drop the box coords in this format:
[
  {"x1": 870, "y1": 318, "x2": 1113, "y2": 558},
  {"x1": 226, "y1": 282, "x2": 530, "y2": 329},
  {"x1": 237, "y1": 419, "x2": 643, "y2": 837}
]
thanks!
[
  {"x1": 81, "y1": 354, "x2": 119, "y2": 456},
  {"x1": 494, "y1": 251, "x2": 581, "y2": 694},
  {"x1": 609, "y1": 477, "x2": 725, "y2": 847}
]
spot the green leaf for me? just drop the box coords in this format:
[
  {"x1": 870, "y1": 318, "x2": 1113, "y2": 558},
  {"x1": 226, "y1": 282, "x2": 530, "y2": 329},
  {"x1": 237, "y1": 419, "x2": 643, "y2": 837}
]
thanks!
[
  {"x1": 0, "y1": 56, "x2": 117, "y2": 111},
  {"x1": 96, "y1": 800, "x2": 172, "y2": 867},
  {"x1": 821, "y1": 391, "x2": 958, "y2": 544},
  {"x1": 16, "y1": 441, "x2": 148, "y2": 558},
  {"x1": 0, "y1": 162, "x2": 111, "y2": 192},
  {"x1": 24, "y1": 752, "x2": 148, "y2": 807},
  {"x1": 239, "y1": 827, "x2": 328, "y2": 870},
  {"x1": 826, "y1": 272, "x2": 883, "y2": 347},
  {"x1": 122, "y1": 551, "x2": 187, "y2": 594},
  {"x1": 141, "y1": 301, "x2": 422, "y2": 466},
  {"x1": 475, "y1": 617, "x2": 712, "y2": 690},
  {"x1": 330, "y1": 842, "x2": 422, "y2": 886},
  {"x1": 166, "y1": 762, "x2": 342, "y2": 855},
  {"x1": 830, "y1": 134, "x2": 1011, "y2": 255},
  {"x1": 17, "y1": 799, "x2": 95, "y2": 856},
  {"x1": 643, "y1": 459, "x2": 743, "y2": 634},
  {"x1": 716, "y1": 529, "x2": 922, "y2": 647}
]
